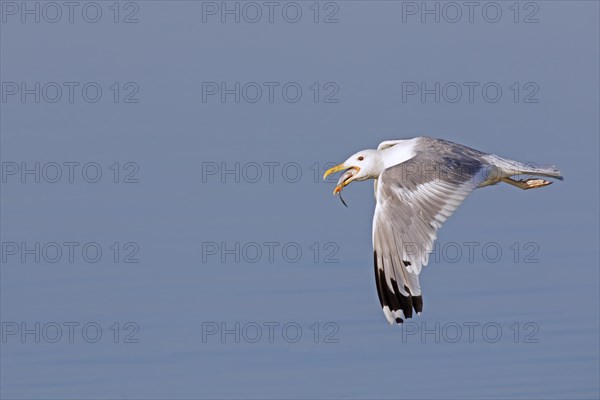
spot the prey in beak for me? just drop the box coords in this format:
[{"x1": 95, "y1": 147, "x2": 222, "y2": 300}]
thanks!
[{"x1": 323, "y1": 165, "x2": 360, "y2": 207}]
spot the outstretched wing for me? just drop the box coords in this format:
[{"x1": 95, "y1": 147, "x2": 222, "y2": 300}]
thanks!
[{"x1": 372, "y1": 149, "x2": 488, "y2": 324}]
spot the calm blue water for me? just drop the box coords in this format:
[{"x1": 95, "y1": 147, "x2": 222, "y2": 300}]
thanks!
[{"x1": 1, "y1": 2, "x2": 598, "y2": 398}]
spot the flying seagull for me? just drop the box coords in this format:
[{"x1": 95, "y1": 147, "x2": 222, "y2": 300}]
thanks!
[{"x1": 323, "y1": 137, "x2": 562, "y2": 325}]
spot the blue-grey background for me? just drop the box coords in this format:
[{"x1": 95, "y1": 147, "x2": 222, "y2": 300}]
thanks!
[{"x1": 1, "y1": 1, "x2": 598, "y2": 398}]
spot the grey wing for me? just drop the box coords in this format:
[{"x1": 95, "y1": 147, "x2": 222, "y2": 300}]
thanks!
[{"x1": 372, "y1": 151, "x2": 488, "y2": 324}]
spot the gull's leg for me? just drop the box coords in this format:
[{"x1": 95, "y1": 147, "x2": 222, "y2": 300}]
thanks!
[{"x1": 501, "y1": 177, "x2": 552, "y2": 190}]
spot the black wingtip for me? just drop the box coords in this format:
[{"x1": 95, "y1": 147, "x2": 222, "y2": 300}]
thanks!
[
  {"x1": 412, "y1": 295, "x2": 423, "y2": 314},
  {"x1": 374, "y1": 251, "x2": 425, "y2": 325}
]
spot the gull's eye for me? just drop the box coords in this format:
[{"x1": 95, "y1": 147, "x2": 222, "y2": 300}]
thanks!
[{"x1": 358, "y1": 156, "x2": 364, "y2": 161}]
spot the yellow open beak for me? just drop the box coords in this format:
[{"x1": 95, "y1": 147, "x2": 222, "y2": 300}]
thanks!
[
  {"x1": 323, "y1": 164, "x2": 360, "y2": 195},
  {"x1": 323, "y1": 163, "x2": 346, "y2": 181}
]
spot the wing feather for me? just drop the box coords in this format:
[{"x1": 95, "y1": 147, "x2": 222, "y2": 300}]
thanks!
[{"x1": 372, "y1": 150, "x2": 487, "y2": 324}]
